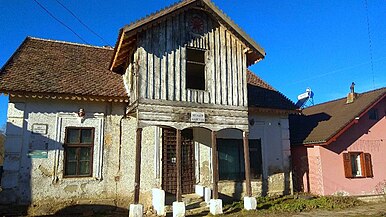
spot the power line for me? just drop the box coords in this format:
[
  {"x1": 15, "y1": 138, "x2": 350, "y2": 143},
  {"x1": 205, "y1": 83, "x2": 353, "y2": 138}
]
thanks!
[
  {"x1": 290, "y1": 56, "x2": 386, "y2": 86},
  {"x1": 364, "y1": 0, "x2": 375, "y2": 89},
  {"x1": 54, "y1": 0, "x2": 111, "y2": 46},
  {"x1": 32, "y1": 0, "x2": 89, "y2": 44}
]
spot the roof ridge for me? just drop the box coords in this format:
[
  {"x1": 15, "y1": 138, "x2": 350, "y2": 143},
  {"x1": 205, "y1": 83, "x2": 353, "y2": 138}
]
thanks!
[
  {"x1": 304, "y1": 86, "x2": 386, "y2": 109},
  {"x1": 123, "y1": 0, "x2": 194, "y2": 31},
  {"x1": 27, "y1": 36, "x2": 114, "y2": 50}
]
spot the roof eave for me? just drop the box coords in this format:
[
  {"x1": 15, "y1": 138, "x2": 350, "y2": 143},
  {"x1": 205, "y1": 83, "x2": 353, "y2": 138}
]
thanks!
[
  {"x1": 248, "y1": 107, "x2": 298, "y2": 115},
  {"x1": 112, "y1": 0, "x2": 266, "y2": 70},
  {"x1": 202, "y1": 0, "x2": 266, "y2": 58}
]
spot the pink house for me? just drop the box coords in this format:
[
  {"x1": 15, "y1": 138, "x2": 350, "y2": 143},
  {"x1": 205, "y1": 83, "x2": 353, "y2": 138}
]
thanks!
[{"x1": 290, "y1": 87, "x2": 386, "y2": 196}]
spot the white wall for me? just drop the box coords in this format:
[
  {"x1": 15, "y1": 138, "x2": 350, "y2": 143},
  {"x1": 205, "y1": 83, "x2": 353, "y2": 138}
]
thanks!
[
  {"x1": 1, "y1": 97, "x2": 158, "y2": 214},
  {"x1": 195, "y1": 112, "x2": 291, "y2": 197}
]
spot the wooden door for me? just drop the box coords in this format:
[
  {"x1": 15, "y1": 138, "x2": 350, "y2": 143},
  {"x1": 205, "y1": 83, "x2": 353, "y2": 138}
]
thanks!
[{"x1": 162, "y1": 128, "x2": 195, "y2": 194}]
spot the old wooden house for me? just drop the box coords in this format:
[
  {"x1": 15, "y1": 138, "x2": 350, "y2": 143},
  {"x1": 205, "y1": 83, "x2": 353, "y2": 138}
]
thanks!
[{"x1": 0, "y1": 0, "x2": 297, "y2": 216}]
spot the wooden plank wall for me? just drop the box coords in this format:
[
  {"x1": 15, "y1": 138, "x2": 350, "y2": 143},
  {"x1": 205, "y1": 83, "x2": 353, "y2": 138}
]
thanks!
[{"x1": 136, "y1": 9, "x2": 248, "y2": 107}]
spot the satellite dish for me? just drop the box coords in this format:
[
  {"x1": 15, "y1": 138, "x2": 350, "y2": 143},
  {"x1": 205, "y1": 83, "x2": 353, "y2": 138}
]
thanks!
[{"x1": 296, "y1": 88, "x2": 314, "y2": 108}]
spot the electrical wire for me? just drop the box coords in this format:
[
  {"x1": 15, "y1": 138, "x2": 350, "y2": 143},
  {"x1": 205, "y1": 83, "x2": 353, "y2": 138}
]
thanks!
[
  {"x1": 364, "y1": 0, "x2": 375, "y2": 89},
  {"x1": 32, "y1": 0, "x2": 89, "y2": 44},
  {"x1": 54, "y1": 0, "x2": 111, "y2": 46},
  {"x1": 289, "y1": 56, "x2": 386, "y2": 86}
]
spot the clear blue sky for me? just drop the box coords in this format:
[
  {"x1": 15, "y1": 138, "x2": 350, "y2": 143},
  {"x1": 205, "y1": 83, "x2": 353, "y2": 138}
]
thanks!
[{"x1": 1, "y1": 0, "x2": 385, "y2": 127}]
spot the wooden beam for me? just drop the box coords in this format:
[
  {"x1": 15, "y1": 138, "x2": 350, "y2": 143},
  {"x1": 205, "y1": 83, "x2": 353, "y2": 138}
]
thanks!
[
  {"x1": 110, "y1": 32, "x2": 125, "y2": 71},
  {"x1": 176, "y1": 129, "x2": 182, "y2": 202},
  {"x1": 211, "y1": 130, "x2": 219, "y2": 199},
  {"x1": 134, "y1": 128, "x2": 143, "y2": 204},
  {"x1": 243, "y1": 131, "x2": 252, "y2": 197}
]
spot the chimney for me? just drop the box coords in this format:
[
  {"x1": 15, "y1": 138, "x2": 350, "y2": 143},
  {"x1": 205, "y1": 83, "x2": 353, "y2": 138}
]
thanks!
[{"x1": 346, "y1": 82, "x2": 357, "y2": 104}]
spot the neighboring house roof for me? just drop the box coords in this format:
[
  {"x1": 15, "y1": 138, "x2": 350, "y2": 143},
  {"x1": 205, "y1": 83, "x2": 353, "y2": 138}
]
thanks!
[
  {"x1": 111, "y1": 0, "x2": 265, "y2": 73},
  {"x1": 247, "y1": 70, "x2": 298, "y2": 112},
  {"x1": 290, "y1": 87, "x2": 386, "y2": 146},
  {"x1": 0, "y1": 37, "x2": 127, "y2": 101}
]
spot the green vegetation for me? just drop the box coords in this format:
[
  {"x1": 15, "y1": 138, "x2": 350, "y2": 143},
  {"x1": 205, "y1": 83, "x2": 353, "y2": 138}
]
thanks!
[{"x1": 223, "y1": 195, "x2": 362, "y2": 215}]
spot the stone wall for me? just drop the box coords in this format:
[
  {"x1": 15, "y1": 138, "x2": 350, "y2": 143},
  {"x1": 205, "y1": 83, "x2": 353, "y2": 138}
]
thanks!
[
  {"x1": 196, "y1": 113, "x2": 292, "y2": 199},
  {"x1": 0, "y1": 97, "x2": 157, "y2": 215}
]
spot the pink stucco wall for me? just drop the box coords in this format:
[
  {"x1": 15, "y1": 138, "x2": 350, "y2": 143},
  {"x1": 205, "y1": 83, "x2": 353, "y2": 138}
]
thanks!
[{"x1": 293, "y1": 98, "x2": 386, "y2": 196}]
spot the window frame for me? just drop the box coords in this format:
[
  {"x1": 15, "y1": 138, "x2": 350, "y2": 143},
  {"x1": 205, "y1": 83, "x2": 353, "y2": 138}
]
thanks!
[
  {"x1": 63, "y1": 127, "x2": 95, "y2": 178},
  {"x1": 185, "y1": 47, "x2": 206, "y2": 90},
  {"x1": 343, "y1": 152, "x2": 373, "y2": 178}
]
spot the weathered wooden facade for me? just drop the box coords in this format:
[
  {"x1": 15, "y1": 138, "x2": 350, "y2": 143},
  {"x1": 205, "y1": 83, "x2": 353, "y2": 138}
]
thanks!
[
  {"x1": 111, "y1": 0, "x2": 264, "y2": 131},
  {"x1": 110, "y1": 0, "x2": 266, "y2": 215}
]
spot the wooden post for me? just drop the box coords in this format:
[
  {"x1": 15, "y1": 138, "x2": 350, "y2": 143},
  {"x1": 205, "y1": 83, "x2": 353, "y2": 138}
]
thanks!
[
  {"x1": 176, "y1": 129, "x2": 182, "y2": 202},
  {"x1": 211, "y1": 130, "x2": 219, "y2": 199},
  {"x1": 243, "y1": 131, "x2": 252, "y2": 197},
  {"x1": 134, "y1": 128, "x2": 142, "y2": 204}
]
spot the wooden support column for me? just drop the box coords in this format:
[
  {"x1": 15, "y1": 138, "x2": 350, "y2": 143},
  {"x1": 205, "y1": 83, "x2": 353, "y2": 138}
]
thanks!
[
  {"x1": 176, "y1": 129, "x2": 182, "y2": 202},
  {"x1": 134, "y1": 128, "x2": 142, "y2": 204},
  {"x1": 243, "y1": 131, "x2": 252, "y2": 197},
  {"x1": 211, "y1": 130, "x2": 219, "y2": 199}
]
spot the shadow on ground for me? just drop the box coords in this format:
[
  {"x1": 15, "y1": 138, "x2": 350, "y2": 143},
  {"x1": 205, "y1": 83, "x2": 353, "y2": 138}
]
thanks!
[{"x1": 46, "y1": 204, "x2": 127, "y2": 217}]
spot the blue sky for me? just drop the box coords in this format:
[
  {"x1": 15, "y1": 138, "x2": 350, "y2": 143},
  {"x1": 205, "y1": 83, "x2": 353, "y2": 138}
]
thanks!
[{"x1": 0, "y1": 0, "x2": 385, "y2": 127}]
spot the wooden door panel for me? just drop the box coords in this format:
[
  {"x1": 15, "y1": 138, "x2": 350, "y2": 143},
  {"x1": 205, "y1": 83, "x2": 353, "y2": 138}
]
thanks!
[{"x1": 162, "y1": 128, "x2": 195, "y2": 194}]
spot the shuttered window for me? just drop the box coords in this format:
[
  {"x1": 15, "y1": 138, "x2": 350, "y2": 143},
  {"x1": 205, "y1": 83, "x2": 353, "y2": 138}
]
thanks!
[{"x1": 343, "y1": 152, "x2": 373, "y2": 178}]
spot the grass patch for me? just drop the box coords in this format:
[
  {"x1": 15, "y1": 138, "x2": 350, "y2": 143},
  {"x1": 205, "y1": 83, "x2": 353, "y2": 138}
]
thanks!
[
  {"x1": 256, "y1": 195, "x2": 362, "y2": 213},
  {"x1": 224, "y1": 195, "x2": 362, "y2": 215}
]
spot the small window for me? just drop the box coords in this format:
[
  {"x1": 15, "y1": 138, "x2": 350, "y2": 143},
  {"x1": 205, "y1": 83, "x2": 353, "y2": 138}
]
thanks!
[
  {"x1": 343, "y1": 152, "x2": 373, "y2": 178},
  {"x1": 64, "y1": 127, "x2": 94, "y2": 177},
  {"x1": 186, "y1": 48, "x2": 205, "y2": 90},
  {"x1": 368, "y1": 109, "x2": 379, "y2": 120}
]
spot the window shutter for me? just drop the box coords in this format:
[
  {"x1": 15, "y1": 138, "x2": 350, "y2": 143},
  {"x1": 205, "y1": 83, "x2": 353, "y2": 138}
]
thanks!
[
  {"x1": 343, "y1": 153, "x2": 352, "y2": 178},
  {"x1": 364, "y1": 153, "x2": 373, "y2": 177}
]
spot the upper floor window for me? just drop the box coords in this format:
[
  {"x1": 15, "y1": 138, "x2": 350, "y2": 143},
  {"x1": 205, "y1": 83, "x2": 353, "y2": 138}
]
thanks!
[
  {"x1": 368, "y1": 108, "x2": 379, "y2": 120},
  {"x1": 64, "y1": 127, "x2": 94, "y2": 177},
  {"x1": 186, "y1": 48, "x2": 205, "y2": 90}
]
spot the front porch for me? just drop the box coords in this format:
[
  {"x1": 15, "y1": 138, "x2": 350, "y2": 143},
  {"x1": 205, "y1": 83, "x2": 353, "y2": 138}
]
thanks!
[{"x1": 130, "y1": 122, "x2": 257, "y2": 217}]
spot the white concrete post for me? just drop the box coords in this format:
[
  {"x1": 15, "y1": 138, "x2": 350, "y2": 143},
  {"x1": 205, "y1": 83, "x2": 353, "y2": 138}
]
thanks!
[
  {"x1": 244, "y1": 196, "x2": 257, "y2": 210},
  {"x1": 129, "y1": 204, "x2": 143, "y2": 217},
  {"x1": 152, "y1": 188, "x2": 166, "y2": 216},
  {"x1": 172, "y1": 201, "x2": 185, "y2": 217}
]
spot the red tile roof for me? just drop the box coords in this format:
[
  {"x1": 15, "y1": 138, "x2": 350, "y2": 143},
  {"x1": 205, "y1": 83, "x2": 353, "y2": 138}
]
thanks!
[
  {"x1": 247, "y1": 70, "x2": 297, "y2": 111},
  {"x1": 0, "y1": 37, "x2": 127, "y2": 99},
  {"x1": 290, "y1": 88, "x2": 386, "y2": 145},
  {"x1": 1, "y1": 37, "x2": 296, "y2": 111}
]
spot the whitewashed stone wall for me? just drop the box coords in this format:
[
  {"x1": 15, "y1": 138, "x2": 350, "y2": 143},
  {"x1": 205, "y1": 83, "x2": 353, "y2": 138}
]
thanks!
[
  {"x1": 195, "y1": 113, "x2": 292, "y2": 199},
  {"x1": 0, "y1": 97, "x2": 157, "y2": 215}
]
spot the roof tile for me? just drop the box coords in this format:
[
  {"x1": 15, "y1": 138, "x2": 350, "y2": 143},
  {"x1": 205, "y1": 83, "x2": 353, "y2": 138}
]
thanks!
[
  {"x1": 290, "y1": 88, "x2": 386, "y2": 145},
  {"x1": 0, "y1": 37, "x2": 127, "y2": 98}
]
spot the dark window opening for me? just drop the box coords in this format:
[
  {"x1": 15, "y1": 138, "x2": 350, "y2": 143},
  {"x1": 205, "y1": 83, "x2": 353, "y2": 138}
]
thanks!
[
  {"x1": 64, "y1": 127, "x2": 94, "y2": 177},
  {"x1": 186, "y1": 48, "x2": 205, "y2": 90},
  {"x1": 368, "y1": 108, "x2": 379, "y2": 120},
  {"x1": 218, "y1": 139, "x2": 262, "y2": 180}
]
